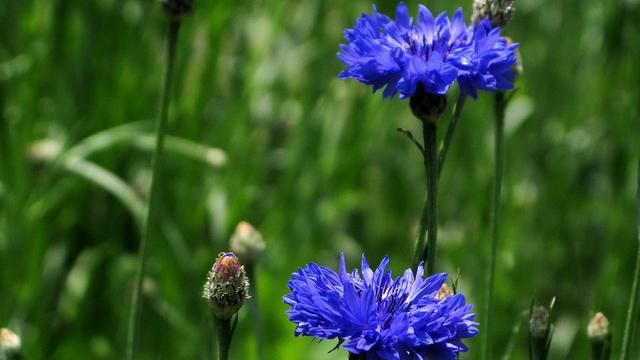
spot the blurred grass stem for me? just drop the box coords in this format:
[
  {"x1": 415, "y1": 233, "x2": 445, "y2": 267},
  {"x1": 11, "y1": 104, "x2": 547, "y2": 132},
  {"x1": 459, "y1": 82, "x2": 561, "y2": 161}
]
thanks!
[
  {"x1": 246, "y1": 265, "x2": 265, "y2": 360},
  {"x1": 621, "y1": 159, "x2": 640, "y2": 359},
  {"x1": 126, "y1": 19, "x2": 182, "y2": 360},
  {"x1": 482, "y1": 91, "x2": 506, "y2": 360}
]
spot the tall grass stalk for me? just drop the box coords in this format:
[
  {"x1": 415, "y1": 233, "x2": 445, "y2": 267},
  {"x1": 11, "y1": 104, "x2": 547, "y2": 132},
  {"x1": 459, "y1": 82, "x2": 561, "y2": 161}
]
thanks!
[
  {"x1": 621, "y1": 159, "x2": 640, "y2": 359},
  {"x1": 125, "y1": 19, "x2": 182, "y2": 360},
  {"x1": 482, "y1": 91, "x2": 506, "y2": 360}
]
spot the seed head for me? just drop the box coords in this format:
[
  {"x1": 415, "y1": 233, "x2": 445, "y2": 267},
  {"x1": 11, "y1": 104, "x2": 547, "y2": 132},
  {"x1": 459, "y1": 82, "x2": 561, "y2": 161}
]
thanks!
[
  {"x1": 230, "y1": 222, "x2": 265, "y2": 263},
  {"x1": 203, "y1": 252, "x2": 250, "y2": 319},
  {"x1": 472, "y1": 0, "x2": 514, "y2": 28}
]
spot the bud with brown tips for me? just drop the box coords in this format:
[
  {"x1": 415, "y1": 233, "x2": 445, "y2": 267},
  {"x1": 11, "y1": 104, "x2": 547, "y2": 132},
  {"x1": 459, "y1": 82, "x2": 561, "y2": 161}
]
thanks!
[{"x1": 203, "y1": 252, "x2": 250, "y2": 320}]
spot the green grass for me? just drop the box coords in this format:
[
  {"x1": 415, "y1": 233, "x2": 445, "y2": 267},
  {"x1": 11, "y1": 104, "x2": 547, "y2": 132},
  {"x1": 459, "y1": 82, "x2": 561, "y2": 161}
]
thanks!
[{"x1": 1, "y1": 0, "x2": 639, "y2": 359}]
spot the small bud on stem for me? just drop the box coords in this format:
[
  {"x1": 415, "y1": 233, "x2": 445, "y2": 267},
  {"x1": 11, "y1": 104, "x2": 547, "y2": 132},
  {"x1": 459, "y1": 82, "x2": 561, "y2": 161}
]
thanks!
[
  {"x1": 588, "y1": 312, "x2": 611, "y2": 360},
  {"x1": 529, "y1": 299, "x2": 554, "y2": 360}
]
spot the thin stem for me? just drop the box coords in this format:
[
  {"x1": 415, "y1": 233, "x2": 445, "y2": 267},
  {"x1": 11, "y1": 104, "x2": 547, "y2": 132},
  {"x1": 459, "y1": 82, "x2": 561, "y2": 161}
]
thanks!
[
  {"x1": 482, "y1": 91, "x2": 506, "y2": 360},
  {"x1": 438, "y1": 92, "x2": 466, "y2": 176},
  {"x1": 246, "y1": 265, "x2": 264, "y2": 360},
  {"x1": 417, "y1": 122, "x2": 438, "y2": 274},
  {"x1": 216, "y1": 317, "x2": 232, "y2": 360},
  {"x1": 621, "y1": 158, "x2": 640, "y2": 359},
  {"x1": 125, "y1": 20, "x2": 181, "y2": 360}
]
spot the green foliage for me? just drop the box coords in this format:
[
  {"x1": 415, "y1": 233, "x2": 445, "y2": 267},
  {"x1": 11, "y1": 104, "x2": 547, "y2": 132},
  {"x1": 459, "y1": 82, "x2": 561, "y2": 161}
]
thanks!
[{"x1": 1, "y1": 0, "x2": 639, "y2": 359}]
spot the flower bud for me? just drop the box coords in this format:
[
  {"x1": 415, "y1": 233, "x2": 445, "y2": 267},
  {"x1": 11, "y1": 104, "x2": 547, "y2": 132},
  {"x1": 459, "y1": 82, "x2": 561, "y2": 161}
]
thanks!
[
  {"x1": 409, "y1": 85, "x2": 447, "y2": 124},
  {"x1": 203, "y1": 252, "x2": 250, "y2": 319},
  {"x1": 161, "y1": 0, "x2": 194, "y2": 20},
  {"x1": 0, "y1": 328, "x2": 21, "y2": 359},
  {"x1": 588, "y1": 312, "x2": 609, "y2": 341},
  {"x1": 529, "y1": 305, "x2": 550, "y2": 338},
  {"x1": 588, "y1": 312, "x2": 611, "y2": 360},
  {"x1": 529, "y1": 304, "x2": 552, "y2": 360},
  {"x1": 472, "y1": 0, "x2": 514, "y2": 28},
  {"x1": 230, "y1": 222, "x2": 265, "y2": 264}
]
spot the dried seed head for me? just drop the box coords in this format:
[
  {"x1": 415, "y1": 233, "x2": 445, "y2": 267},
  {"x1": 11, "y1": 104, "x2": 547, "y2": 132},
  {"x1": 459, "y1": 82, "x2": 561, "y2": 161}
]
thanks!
[
  {"x1": 203, "y1": 252, "x2": 250, "y2": 319},
  {"x1": 161, "y1": 0, "x2": 194, "y2": 20},
  {"x1": 529, "y1": 305, "x2": 550, "y2": 339},
  {"x1": 409, "y1": 85, "x2": 447, "y2": 124},
  {"x1": 472, "y1": 0, "x2": 515, "y2": 28},
  {"x1": 436, "y1": 283, "x2": 453, "y2": 300},
  {"x1": 230, "y1": 222, "x2": 266, "y2": 263},
  {"x1": 587, "y1": 312, "x2": 609, "y2": 341},
  {"x1": 0, "y1": 328, "x2": 21, "y2": 352}
]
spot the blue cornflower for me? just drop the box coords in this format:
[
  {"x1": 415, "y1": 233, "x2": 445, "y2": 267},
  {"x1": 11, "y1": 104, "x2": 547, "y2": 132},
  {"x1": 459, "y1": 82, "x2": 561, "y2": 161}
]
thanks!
[
  {"x1": 284, "y1": 254, "x2": 479, "y2": 359},
  {"x1": 452, "y1": 19, "x2": 519, "y2": 98},
  {"x1": 338, "y1": 2, "x2": 519, "y2": 100}
]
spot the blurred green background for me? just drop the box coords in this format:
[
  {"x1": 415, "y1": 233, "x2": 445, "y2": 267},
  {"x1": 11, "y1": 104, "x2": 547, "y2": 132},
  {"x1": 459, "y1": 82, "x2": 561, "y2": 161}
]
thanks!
[{"x1": 1, "y1": 0, "x2": 639, "y2": 359}]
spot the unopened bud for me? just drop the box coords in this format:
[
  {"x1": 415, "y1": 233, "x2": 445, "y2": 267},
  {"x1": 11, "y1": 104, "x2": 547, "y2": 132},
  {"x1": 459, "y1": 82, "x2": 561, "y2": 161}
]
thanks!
[
  {"x1": 230, "y1": 222, "x2": 265, "y2": 263},
  {"x1": 0, "y1": 328, "x2": 21, "y2": 359},
  {"x1": 203, "y1": 252, "x2": 250, "y2": 319},
  {"x1": 161, "y1": 0, "x2": 194, "y2": 20},
  {"x1": 436, "y1": 283, "x2": 453, "y2": 300},
  {"x1": 588, "y1": 312, "x2": 609, "y2": 341},
  {"x1": 472, "y1": 0, "x2": 515, "y2": 28},
  {"x1": 529, "y1": 304, "x2": 552, "y2": 360},
  {"x1": 27, "y1": 138, "x2": 63, "y2": 164},
  {"x1": 529, "y1": 305, "x2": 550, "y2": 338},
  {"x1": 588, "y1": 312, "x2": 611, "y2": 360}
]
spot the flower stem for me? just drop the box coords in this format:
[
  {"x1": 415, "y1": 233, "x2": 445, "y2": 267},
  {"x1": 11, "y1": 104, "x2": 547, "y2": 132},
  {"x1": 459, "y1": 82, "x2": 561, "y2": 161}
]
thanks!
[
  {"x1": 412, "y1": 94, "x2": 464, "y2": 270},
  {"x1": 216, "y1": 317, "x2": 232, "y2": 360},
  {"x1": 438, "y1": 92, "x2": 466, "y2": 176},
  {"x1": 482, "y1": 91, "x2": 506, "y2": 360},
  {"x1": 416, "y1": 122, "x2": 438, "y2": 274},
  {"x1": 125, "y1": 19, "x2": 181, "y2": 360},
  {"x1": 621, "y1": 158, "x2": 640, "y2": 359}
]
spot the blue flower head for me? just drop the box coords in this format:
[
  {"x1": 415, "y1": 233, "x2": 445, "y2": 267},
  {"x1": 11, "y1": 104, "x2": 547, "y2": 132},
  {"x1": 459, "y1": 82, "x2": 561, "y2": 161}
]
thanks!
[
  {"x1": 338, "y1": 2, "x2": 519, "y2": 100},
  {"x1": 284, "y1": 254, "x2": 479, "y2": 359}
]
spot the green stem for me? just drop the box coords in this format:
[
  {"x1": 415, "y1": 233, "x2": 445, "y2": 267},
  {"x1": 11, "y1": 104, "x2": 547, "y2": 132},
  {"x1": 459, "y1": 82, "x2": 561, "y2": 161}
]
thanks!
[
  {"x1": 412, "y1": 94, "x2": 465, "y2": 269},
  {"x1": 125, "y1": 20, "x2": 181, "y2": 360},
  {"x1": 591, "y1": 335, "x2": 611, "y2": 360},
  {"x1": 247, "y1": 265, "x2": 264, "y2": 360},
  {"x1": 438, "y1": 92, "x2": 466, "y2": 176},
  {"x1": 621, "y1": 158, "x2": 640, "y2": 359},
  {"x1": 216, "y1": 317, "x2": 232, "y2": 360},
  {"x1": 482, "y1": 91, "x2": 506, "y2": 360},
  {"x1": 416, "y1": 122, "x2": 438, "y2": 274}
]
